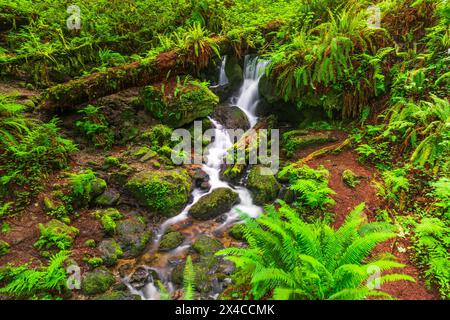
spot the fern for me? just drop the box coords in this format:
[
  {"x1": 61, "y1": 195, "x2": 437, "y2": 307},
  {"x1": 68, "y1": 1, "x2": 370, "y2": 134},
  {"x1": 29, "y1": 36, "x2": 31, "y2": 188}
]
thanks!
[{"x1": 217, "y1": 202, "x2": 412, "y2": 300}]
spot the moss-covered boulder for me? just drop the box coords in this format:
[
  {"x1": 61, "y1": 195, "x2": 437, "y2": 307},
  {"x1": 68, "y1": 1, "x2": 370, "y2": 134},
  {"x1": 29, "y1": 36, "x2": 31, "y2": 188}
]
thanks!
[
  {"x1": 95, "y1": 291, "x2": 141, "y2": 300},
  {"x1": 224, "y1": 55, "x2": 243, "y2": 88},
  {"x1": 125, "y1": 169, "x2": 192, "y2": 217},
  {"x1": 81, "y1": 269, "x2": 115, "y2": 296},
  {"x1": 141, "y1": 80, "x2": 219, "y2": 128},
  {"x1": 0, "y1": 240, "x2": 10, "y2": 256},
  {"x1": 247, "y1": 166, "x2": 281, "y2": 205},
  {"x1": 115, "y1": 217, "x2": 152, "y2": 258},
  {"x1": 192, "y1": 235, "x2": 223, "y2": 256},
  {"x1": 98, "y1": 239, "x2": 123, "y2": 266},
  {"x1": 68, "y1": 171, "x2": 107, "y2": 207},
  {"x1": 189, "y1": 188, "x2": 239, "y2": 220},
  {"x1": 342, "y1": 169, "x2": 360, "y2": 188},
  {"x1": 95, "y1": 188, "x2": 120, "y2": 207},
  {"x1": 159, "y1": 231, "x2": 184, "y2": 252}
]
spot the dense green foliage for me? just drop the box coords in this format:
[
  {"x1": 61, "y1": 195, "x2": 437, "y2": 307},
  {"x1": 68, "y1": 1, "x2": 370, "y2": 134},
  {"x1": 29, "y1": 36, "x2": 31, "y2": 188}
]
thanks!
[{"x1": 218, "y1": 202, "x2": 412, "y2": 300}]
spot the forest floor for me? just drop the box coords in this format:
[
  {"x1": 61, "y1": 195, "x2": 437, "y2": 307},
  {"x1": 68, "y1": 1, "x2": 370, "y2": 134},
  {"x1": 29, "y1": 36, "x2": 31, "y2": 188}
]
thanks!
[{"x1": 296, "y1": 133, "x2": 440, "y2": 300}]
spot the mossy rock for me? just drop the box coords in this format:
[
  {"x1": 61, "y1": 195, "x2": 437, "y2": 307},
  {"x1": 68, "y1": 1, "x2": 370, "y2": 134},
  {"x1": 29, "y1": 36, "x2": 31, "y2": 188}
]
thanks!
[
  {"x1": 283, "y1": 131, "x2": 337, "y2": 157},
  {"x1": 228, "y1": 224, "x2": 245, "y2": 241},
  {"x1": 0, "y1": 240, "x2": 10, "y2": 256},
  {"x1": 115, "y1": 217, "x2": 152, "y2": 258},
  {"x1": 189, "y1": 188, "x2": 239, "y2": 220},
  {"x1": 342, "y1": 169, "x2": 360, "y2": 188},
  {"x1": 81, "y1": 268, "x2": 115, "y2": 296},
  {"x1": 95, "y1": 291, "x2": 141, "y2": 300},
  {"x1": 125, "y1": 169, "x2": 192, "y2": 217},
  {"x1": 213, "y1": 104, "x2": 250, "y2": 131},
  {"x1": 95, "y1": 189, "x2": 120, "y2": 207},
  {"x1": 141, "y1": 81, "x2": 219, "y2": 128},
  {"x1": 192, "y1": 235, "x2": 223, "y2": 256},
  {"x1": 98, "y1": 239, "x2": 123, "y2": 266},
  {"x1": 159, "y1": 231, "x2": 184, "y2": 252},
  {"x1": 42, "y1": 219, "x2": 79, "y2": 239},
  {"x1": 247, "y1": 166, "x2": 281, "y2": 205},
  {"x1": 224, "y1": 55, "x2": 243, "y2": 87}
]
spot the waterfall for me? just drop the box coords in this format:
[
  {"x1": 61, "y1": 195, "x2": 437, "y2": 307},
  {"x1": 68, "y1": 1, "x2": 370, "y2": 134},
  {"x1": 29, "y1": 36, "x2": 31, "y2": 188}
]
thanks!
[
  {"x1": 235, "y1": 55, "x2": 269, "y2": 127},
  {"x1": 127, "y1": 54, "x2": 268, "y2": 300},
  {"x1": 217, "y1": 56, "x2": 229, "y2": 86}
]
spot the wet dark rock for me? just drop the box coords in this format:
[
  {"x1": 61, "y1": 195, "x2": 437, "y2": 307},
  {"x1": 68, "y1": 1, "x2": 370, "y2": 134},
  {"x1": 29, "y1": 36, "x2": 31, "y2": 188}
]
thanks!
[
  {"x1": 129, "y1": 266, "x2": 151, "y2": 290},
  {"x1": 247, "y1": 165, "x2": 281, "y2": 205},
  {"x1": 159, "y1": 231, "x2": 185, "y2": 251},
  {"x1": 213, "y1": 104, "x2": 250, "y2": 131}
]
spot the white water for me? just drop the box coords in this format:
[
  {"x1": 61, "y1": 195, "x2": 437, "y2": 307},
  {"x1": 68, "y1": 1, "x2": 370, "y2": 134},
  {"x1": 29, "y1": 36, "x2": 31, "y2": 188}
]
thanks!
[
  {"x1": 126, "y1": 55, "x2": 268, "y2": 300},
  {"x1": 218, "y1": 56, "x2": 229, "y2": 86},
  {"x1": 234, "y1": 55, "x2": 269, "y2": 127}
]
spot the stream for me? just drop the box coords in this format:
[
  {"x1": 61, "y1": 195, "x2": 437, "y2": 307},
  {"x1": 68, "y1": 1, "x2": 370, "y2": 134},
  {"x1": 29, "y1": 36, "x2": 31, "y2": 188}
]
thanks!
[{"x1": 124, "y1": 55, "x2": 268, "y2": 300}]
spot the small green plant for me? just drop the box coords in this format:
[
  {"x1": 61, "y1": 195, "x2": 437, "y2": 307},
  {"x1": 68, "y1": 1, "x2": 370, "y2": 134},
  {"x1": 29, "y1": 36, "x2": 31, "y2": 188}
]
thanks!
[
  {"x1": 0, "y1": 251, "x2": 70, "y2": 298},
  {"x1": 75, "y1": 105, "x2": 114, "y2": 149},
  {"x1": 279, "y1": 164, "x2": 335, "y2": 209},
  {"x1": 93, "y1": 208, "x2": 123, "y2": 235},
  {"x1": 34, "y1": 222, "x2": 79, "y2": 252}
]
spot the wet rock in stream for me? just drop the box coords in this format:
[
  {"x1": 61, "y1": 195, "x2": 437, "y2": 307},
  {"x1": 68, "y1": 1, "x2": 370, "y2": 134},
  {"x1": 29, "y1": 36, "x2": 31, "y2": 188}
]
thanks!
[{"x1": 188, "y1": 188, "x2": 239, "y2": 220}]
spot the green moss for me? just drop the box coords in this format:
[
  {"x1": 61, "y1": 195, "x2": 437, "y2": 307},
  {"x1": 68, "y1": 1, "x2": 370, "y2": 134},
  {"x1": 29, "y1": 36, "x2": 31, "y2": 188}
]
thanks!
[
  {"x1": 247, "y1": 166, "x2": 281, "y2": 205},
  {"x1": 93, "y1": 208, "x2": 123, "y2": 235},
  {"x1": 141, "y1": 80, "x2": 218, "y2": 128},
  {"x1": 125, "y1": 169, "x2": 192, "y2": 217},
  {"x1": 104, "y1": 156, "x2": 120, "y2": 168},
  {"x1": 34, "y1": 219, "x2": 79, "y2": 251},
  {"x1": 85, "y1": 239, "x2": 96, "y2": 248},
  {"x1": 115, "y1": 217, "x2": 152, "y2": 258},
  {"x1": 342, "y1": 169, "x2": 360, "y2": 188},
  {"x1": 159, "y1": 231, "x2": 184, "y2": 251},
  {"x1": 99, "y1": 239, "x2": 123, "y2": 266},
  {"x1": 68, "y1": 170, "x2": 107, "y2": 207},
  {"x1": 192, "y1": 235, "x2": 223, "y2": 256},
  {"x1": 85, "y1": 257, "x2": 104, "y2": 268},
  {"x1": 188, "y1": 188, "x2": 239, "y2": 220},
  {"x1": 81, "y1": 269, "x2": 115, "y2": 296}
]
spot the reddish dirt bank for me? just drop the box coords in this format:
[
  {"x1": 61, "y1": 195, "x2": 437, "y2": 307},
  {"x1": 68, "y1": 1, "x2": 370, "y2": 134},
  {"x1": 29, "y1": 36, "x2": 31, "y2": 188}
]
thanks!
[{"x1": 299, "y1": 134, "x2": 440, "y2": 300}]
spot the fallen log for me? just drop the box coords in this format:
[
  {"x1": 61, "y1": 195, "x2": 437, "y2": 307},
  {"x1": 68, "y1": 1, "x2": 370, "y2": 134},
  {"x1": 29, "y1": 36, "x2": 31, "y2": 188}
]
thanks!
[
  {"x1": 38, "y1": 36, "x2": 230, "y2": 112},
  {"x1": 295, "y1": 138, "x2": 351, "y2": 165}
]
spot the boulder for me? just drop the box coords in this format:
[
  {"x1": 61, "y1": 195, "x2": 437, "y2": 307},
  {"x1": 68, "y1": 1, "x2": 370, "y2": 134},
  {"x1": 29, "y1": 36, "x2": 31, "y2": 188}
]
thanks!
[
  {"x1": 247, "y1": 166, "x2": 281, "y2": 205},
  {"x1": 125, "y1": 169, "x2": 192, "y2": 217},
  {"x1": 159, "y1": 231, "x2": 184, "y2": 252},
  {"x1": 213, "y1": 104, "x2": 250, "y2": 131},
  {"x1": 98, "y1": 239, "x2": 123, "y2": 266},
  {"x1": 189, "y1": 188, "x2": 239, "y2": 220},
  {"x1": 141, "y1": 81, "x2": 219, "y2": 128},
  {"x1": 192, "y1": 235, "x2": 223, "y2": 256},
  {"x1": 81, "y1": 269, "x2": 115, "y2": 296},
  {"x1": 224, "y1": 56, "x2": 243, "y2": 88},
  {"x1": 95, "y1": 188, "x2": 120, "y2": 207},
  {"x1": 129, "y1": 266, "x2": 153, "y2": 290},
  {"x1": 115, "y1": 217, "x2": 152, "y2": 258}
]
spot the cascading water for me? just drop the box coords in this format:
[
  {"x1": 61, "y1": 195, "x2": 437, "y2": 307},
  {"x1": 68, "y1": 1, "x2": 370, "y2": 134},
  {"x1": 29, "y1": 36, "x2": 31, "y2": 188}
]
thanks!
[
  {"x1": 234, "y1": 55, "x2": 269, "y2": 127},
  {"x1": 217, "y1": 56, "x2": 229, "y2": 86},
  {"x1": 125, "y1": 55, "x2": 268, "y2": 300}
]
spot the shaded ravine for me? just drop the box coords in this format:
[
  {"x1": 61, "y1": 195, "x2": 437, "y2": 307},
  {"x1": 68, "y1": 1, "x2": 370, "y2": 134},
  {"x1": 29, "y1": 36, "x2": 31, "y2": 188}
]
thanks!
[{"x1": 124, "y1": 55, "x2": 268, "y2": 300}]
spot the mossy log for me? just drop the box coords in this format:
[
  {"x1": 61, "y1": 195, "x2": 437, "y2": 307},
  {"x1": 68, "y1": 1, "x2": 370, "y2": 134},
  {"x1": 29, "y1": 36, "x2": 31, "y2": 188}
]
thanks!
[{"x1": 39, "y1": 37, "x2": 230, "y2": 112}]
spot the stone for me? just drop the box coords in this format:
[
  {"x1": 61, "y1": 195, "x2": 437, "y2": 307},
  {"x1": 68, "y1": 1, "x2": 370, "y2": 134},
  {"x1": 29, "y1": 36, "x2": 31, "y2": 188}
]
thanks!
[
  {"x1": 95, "y1": 188, "x2": 120, "y2": 207},
  {"x1": 159, "y1": 231, "x2": 185, "y2": 251},
  {"x1": 189, "y1": 188, "x2": 239, "y2": 220},
  {"x1": 247, "y1": 166, "x2": 281, "y2": 205},
  {"x1": 213, "y1": 104, "x2": 250, "y2": 131},
  {"x1": 81, "y1": 269, "x2": 115, "y2": 296},
  {"x1": 98, "y1": 239, "x2": 123, "y2": 266},
  {"x1": 192, "y1": 235, "x2": 223, "y2": 256},
  {"x1": 125, "y1": 169, "x2": 192, "y2": 217},
  {"x1": 115, "y1": 217, "x2": 152, "y2": 258},
  {"x1": 141, "y1": 81, "x2": 219, "y2": 128},
  {"x1": 95, "y1": 291, "x2": 141, "y2": 300}
]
